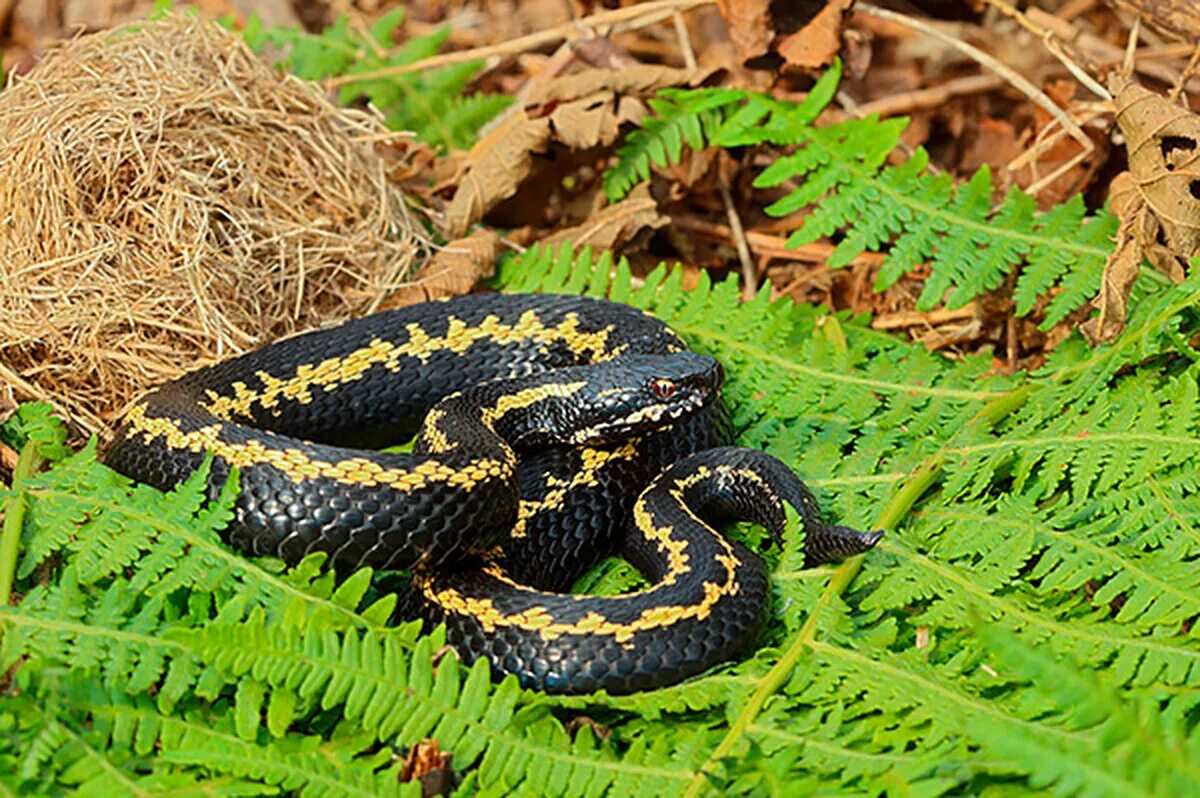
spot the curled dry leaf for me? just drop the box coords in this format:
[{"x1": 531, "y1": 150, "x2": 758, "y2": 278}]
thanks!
[
  {"x1": 1082, "y1": 74, "x2": 1200, "y2": 343},
  {"x1": 1081, "y1": 175, "x2": 1151, "y2": 343},
  {"x1": 383, "y1": 228, "x2": 501, "y2": 310},
  {"x1": 443, "y1": 112, "x2": 552, "y2": 239},
  {"x1": 444, "y1": 66, "x2": 713, "y2": 238},
  {"x1": 542, "y1": 183, "x2": 667, "y2": 251}
]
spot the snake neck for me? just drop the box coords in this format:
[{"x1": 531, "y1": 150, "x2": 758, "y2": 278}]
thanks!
[{"x1": 413, "y1": 376, "x2": 589, "y2": 460}]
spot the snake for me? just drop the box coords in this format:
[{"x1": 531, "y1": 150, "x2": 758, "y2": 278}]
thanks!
[{"x1": 104, "y1": 293, "x2": 882, "y2": 694}]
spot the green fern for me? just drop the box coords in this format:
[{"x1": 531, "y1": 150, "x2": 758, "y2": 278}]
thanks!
[
  {"x1": 234, "y1": 10, "x2": 511, "y2": 151},
  {"x1": 603, "y1": 60, "x2": 1138, "y2": 328},
  {"x1": 5, "y1": 243, "x2": 1200, "y2": 795}
]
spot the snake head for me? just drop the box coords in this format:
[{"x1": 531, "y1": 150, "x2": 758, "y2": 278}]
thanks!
[{"x1": 561, "y1": 352, "x2": 724, "y2": 446}]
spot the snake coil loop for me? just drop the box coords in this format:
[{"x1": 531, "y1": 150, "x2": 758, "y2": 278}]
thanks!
[{"x1": 105, "y1": 293, "x2": 881, "y2": 693}]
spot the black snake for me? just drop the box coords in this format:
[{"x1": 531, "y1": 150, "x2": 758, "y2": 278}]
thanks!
[{"x1": 105, "y1": 293, "x2": 881, "y2": 693}]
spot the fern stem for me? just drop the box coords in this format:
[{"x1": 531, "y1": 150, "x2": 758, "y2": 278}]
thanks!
[{"x1": 0, "y1": 440, "x2": 43, "y2": 607}]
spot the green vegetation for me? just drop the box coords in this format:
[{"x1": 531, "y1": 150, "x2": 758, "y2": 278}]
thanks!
[
  {"x1": 237, "y1": 9, "x2": 511, "y2": 150},
  {"x1": 4, "y1": 241, "x2": 1199, "y2": 795},
  {"x1": 606, "y1": 60, "x2": 1129, "y2": 327},
  {"x1": 3, "y1": 17, "x2": 1197, "y2": 797}
]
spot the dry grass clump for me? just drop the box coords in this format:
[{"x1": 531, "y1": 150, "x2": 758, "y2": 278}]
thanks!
[{"x1": 0, "y1": 13, "x2": 428, "y2": 438}]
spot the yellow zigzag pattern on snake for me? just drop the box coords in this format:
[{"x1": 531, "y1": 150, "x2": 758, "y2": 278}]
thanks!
[
  {"x1": 202, "y1": 311, "x2": 617, "y2": 420},
  {"x1": 422, "y1": 465, "x2": 751, "y2": 642}
]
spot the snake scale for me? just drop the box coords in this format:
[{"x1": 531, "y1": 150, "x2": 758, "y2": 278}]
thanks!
[{"x1": 105, "y1": 293, "x2": 882, "y2": 694}]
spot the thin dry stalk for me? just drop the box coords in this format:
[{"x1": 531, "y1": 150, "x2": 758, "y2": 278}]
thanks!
[
  {"x1": 858, "y1": 3, "x2": 1093, "y2": 150},
  {"x1": 325, "y1": 0, "x2": 716, "y2": 87}
]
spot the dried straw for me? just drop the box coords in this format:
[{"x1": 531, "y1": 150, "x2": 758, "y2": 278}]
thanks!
[{"x1": 0, "y1": 14, "x2": 429, "y2": 439}]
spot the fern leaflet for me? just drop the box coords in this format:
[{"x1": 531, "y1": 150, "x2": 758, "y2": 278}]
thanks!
[{"x1": 604, "y1": 60, "x2": 1133, "y2": 327}]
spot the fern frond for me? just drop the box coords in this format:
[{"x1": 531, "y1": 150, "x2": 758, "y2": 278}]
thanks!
[
  {"x1": 1, "y1": 674, "x2": 422, "y2": 797},
  {"x1": 9, "y1": 242, "x2": 1200, "y2": 796},
  {"x1": 234, "y1": 11, "x2": 510, "y2": 151},
  {"x1": 971, "y1": 623, "x2": 1200, "y2": 796},
  {"x1": 0, "y1": 401, "x2": 70, "y2": 463},
  {"x1": 605, "y1": 60, "x2": 1134, "y2": 325},
  {"x1": 603, "y1": 88, "x2": 745, "y2": 201},
  {"x1": 494, "y1": 244, "x2": 1200, "y2": 795},
  {"x1": 173, "y1": 612, "x2": 708, "y2": 795}
]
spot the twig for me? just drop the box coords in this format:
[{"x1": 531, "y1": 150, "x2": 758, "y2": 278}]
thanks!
[
  {"x1": 673, "y1": 11, "x2": 698, "y2": 71},
  {"x1": 872, "y1": 304, "x2": 978, "y2": 330},
  {"x1": 1021, "y1": 144, "x2": 1093, "y2": 197},
  {"x1": 857, "y1": 3, "x2": 1093, "y2": 149},
  {"x1": 325, "y1": 0, "x2": 716, "y2": 87},
  {"x1": 1027, "y1": 8, "x2": 1198, "y2": 89},
  {"x1": 1123, "y1": 15, "x2": 1140, "y2": 77},
  {"x1": 853, "y1": 73, "x2": 1005, "y2": 117},
  {"x1": 1168, "y1": 44, "x2": 1200, "y2": 102},
  {"x1": 1007, "y1": 105, "x2": 1107, "y2": 172},
  {"x1": 982, "y1": 0, "x2": 1112, "y2": 100},
  {"x1": 718, "y1": 180, "x2": 757, "y2": 298},
  {"x1": 773, "y1": 264, "x2": 831, "y2": 298},
  {"x1": 674, "y1": 216, "x2": 885, "y2": 266}
]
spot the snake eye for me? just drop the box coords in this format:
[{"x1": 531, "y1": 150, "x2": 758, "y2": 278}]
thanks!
[{"x1": 650, "y1": 378, "x2": 677, "y2": 400}]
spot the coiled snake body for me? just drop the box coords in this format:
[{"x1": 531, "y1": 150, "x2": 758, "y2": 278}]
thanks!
[{"x1": 106, "y1": 293, "x2": 881, "y2": 694}]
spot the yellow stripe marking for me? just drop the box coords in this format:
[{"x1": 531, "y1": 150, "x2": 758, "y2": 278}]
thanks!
[
  {"x1": 508, "y1": 443, "x2": 639, "y2": 538},
  {"x1": 123, "y1": 403, "x2": 512, "y2": 491},
  {"x1": 423, "y1": 464, "x2": 754, "y2": 642},
  {"x1": 201, "y1": 312, "x2": 615, "y2": 420}
]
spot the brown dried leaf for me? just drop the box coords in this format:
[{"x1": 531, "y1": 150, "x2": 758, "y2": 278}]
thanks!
[
  {"x1": 443, "y1": 112, "x2": 552, "y2": 239},
  {"x1": 1082, "y1": 174, "x2": 1153, "y2": 343},
  {"x1": 383, "y1": 229, "x2": 500, "y2": 310},
  {"x1": 399, "y1": 738, "x2": 453, "y2": 797},
  {"x1": 541, "y1": 183, "x2": 667, "y2": 251},
  {"x1": 1085, "y1": 75, "x2": 1200, "y2": 342},
  {"x1": 717, "y1": 0, "x2": 773, "y2": 63},
  {"x1": 536, "y1": 65, "x2": 714, "y2": 106},
  {"x1": 775, "y1": 0, "x2": 852, "y2": 71},
  {"x1": 1110, "y1": 73, "x2": 1200, "y2": 277},
  {"x1": 1105, "y1": 0, "x2": 1200, "y2": 39},
  {"x1": 547, "y1": 91, "x2": 647, "y2": 150}
]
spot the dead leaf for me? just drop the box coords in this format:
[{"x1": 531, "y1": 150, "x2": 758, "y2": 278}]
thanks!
[
  {"x1": 442, "y1": 66, "x2": 716, "y2": 239},
  {"x1": 443, "y1": 112, "x2": 551, "y2": 238},
  {"x1": 1082, "y1": 175, "x2": 1152, "y2": 343},
  {"x1": 542, "y1": 183, "x2": 667, "y2": 251},
  {"x1": 776, "y1": 0, "x2": 852, "y2": 71},
  {"x1": 399, "y1": 738, "x2": 453, "y2": 797},
  {"x1": 717, "y1": 0, "x2": 773, "y2": 64},
  {"x1": 960, "y1": 117, "x2": 1022, "y2": 176},
  {"x1": 1082, "y1": 76, "x2": 1200, "y2": 342},
  {"x1": 571, "y1": 37, "x2": 640, "y2": 70},
  {"x1": 1111, "y1": 73, "x2": 1200, "y2": 277},
  {"x1": 1105, "y1": 0, "x2": 1200, "y2": 39},
  {"x1": 535, "y1": 65, "x2": 714, "y2": 106},
  {"x1": 547, "y1": 91, "x2": 646, "y2": 150},
  {"x1": 383, "y1": 228, "x2": 500, "y2": 309}
]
